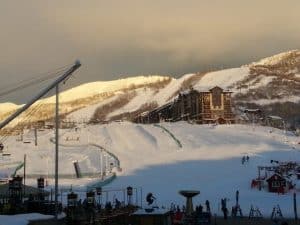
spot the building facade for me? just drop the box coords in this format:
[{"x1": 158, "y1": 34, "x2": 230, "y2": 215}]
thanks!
[{"x1": 134, "y1": 86, "x2": 235, "y2": 124}]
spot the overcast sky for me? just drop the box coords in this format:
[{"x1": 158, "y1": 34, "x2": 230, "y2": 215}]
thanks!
[{"x1": 0, "y1": 1, "x2": 299, "y2": 103}]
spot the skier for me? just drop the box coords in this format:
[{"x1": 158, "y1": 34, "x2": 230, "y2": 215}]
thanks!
[
  {"x1": 221, "y1": 198, "x2": 228, "y2": 220},
  {"x1": 115, "y1": 198, "x2": 121, "y2": 209},
  {"x1": 146, "y1": 193, "x2": 156, "y2": 205},
  {"x1": 236, "y1": 190, "x2": 239, "y2": 205},
  {"x1": 199, "y1": 204, "x2": 203, "y2": 214},
  {"x1": 242, "y1": 156, "x2": 245, "y2": 165},
  {"x1": 205, "y1": 200, "x2": 210, "y2": 213},
  {"x1": 246, "y1": 155, "x2": 249, "y2": 162}
]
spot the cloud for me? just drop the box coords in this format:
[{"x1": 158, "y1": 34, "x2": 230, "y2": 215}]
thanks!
[{"x1": 0, "y1": 0, "x2": 299, "y2": 103}]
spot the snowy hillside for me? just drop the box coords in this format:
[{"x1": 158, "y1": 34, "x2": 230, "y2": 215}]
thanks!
[
  {"x1": 0, "y1": 50, "x2": 299, "y2": 129},
  {"x1": 1, "y1": 122, "x2": 300, "y2": 217}
]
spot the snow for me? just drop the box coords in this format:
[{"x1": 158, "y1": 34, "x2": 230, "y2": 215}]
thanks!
[
  {"x1": 268, "y1": 115, "x2": 283, "y2": 120},
  {"x1": 107, "y1": 88, "x2": 157, "y2": 118},
  {"x1": 41, "y1": 76, "x2": 168, "y2": 104},
  {"x1": 0, "y1": 76, "x2": 168, "y2": 115},
  {"x1": 246, "y1": 96, "x2": 300, "y2": 105},
  {"x1": 246, "y1": 75, "x2": 275, "y2": 90},
  {"x1": 0, "y1": 102, "x2": 21, "y2": 114},
  {"x1": 194, "y1": 67, "x2": 249, "y2": 91},
  {"x1": 252, "y1": 50, "x2": 299, "y2": 66},
  {"x1": 0, "y1": 213, "x2": 54, "y2": 225},
  {"x1": 1, "y1": 122, "x2": 300, "y2": 218},
  {"x1": 67, "y1": 94, "x2": 120, "y2": 122},
  {"x1": 66, "y1": 74, "x2": 195, "y2": 121},
  {"x1": 0, "y1": 50, "x2": 298, "y2": 126},
  {"x1": 152, "y1": 74, "x2": 194, "y2": 105}
]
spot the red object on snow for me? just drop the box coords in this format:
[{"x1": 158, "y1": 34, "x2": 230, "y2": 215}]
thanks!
[
  {"x1": 266, "y1": 174, "x2": 286, "y2": 193},
  {"x1": 173, "y1": 211, "x2": 183, "y2": 224}
]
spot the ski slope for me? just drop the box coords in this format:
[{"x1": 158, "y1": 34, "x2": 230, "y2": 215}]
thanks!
[{"x1": 1, "y1": 122, "x2": 299, "y2": 217}]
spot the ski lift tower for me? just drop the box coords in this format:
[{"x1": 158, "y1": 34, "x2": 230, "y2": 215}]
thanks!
[{"x1": 0, "y1": 61, "x2": 81, "y2": 219}]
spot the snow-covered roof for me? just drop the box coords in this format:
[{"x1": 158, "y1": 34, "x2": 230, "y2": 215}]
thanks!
[
  {"x1": 267, "y1": 115, "x2": 283, "y2": 120},
  {"x1": 244, "y1": 109, "x2": 261, "y2": 113},
  {"x1": 266, "y1": 173, "x2": 285, "y2": 181},
  {"x1": 132, "y1": 208, "x2": 170, "y2": 215}
]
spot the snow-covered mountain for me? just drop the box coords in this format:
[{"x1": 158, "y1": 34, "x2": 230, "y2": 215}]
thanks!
[
  {"x1": 0, "y1": 50, "x2": 299, "y2": 129},
  {"x1": 0, "y1": 51, "x2": 300, "y2": 218}
]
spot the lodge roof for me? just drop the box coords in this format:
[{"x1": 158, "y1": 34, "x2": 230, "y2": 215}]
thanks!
[{"x1": 266, "y1": 173, "x2": 286, "y2": 182}]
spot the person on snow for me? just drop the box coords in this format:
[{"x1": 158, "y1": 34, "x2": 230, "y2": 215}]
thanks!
[
  {"x1": 246, "y1": 155, "x2": 249, "y2": 162},
  {"x1": 221, "y1": 198, "x2": 228, "y2": 220},
  {"x1": 242, "y1": 156, "x2": 245, "y2": 164},
  {"x1": 205, "y1": 200, "x2": 211, "y2": 213}
]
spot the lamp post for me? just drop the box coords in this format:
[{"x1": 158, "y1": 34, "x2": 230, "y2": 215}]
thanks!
[{"x1": 55, "y1": 84, "x2": 59, "y2": 219}]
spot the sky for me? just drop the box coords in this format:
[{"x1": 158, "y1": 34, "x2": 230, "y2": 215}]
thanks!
[{"x1": 0, "y1": 0, "x2": 300, "y2": 103}]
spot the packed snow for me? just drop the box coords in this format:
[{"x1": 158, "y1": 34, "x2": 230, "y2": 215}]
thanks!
[
  {"x1": 1, "y1": 122, "x2": 300, "y2": 218},
  {"x1": 0, "y1": 213, "x2": 65, "y2": 225}
]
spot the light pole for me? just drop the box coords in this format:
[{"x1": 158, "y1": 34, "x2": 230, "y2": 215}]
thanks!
[
  {"x1": 100, "y1": 150, "x2": 103, "y2": 180},
  {"x1": 55, "y1": 84, "x2": 59, "y2": 219}
]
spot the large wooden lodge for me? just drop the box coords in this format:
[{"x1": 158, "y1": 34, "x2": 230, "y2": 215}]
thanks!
[{"x1": 134, "y1": 86, "x2": 235, "y2": 124}]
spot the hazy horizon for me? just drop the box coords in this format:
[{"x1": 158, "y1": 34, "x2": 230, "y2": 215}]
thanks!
[{"x1": 0, "y1": 1, "x2": 299, "y2": 103}]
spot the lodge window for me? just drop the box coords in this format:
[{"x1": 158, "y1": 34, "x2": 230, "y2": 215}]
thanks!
[
  {"x1": 211, "y1": 89, "x2": 222, "y2": 108},
  {"x1": 272, "y1": 181, "x2": 285, "y2": 188},
  {"x1": 272, "y1": 181, "x2": 280, "y2": 188}
]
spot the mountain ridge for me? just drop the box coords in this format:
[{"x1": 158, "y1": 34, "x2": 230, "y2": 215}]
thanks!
[{"x1": 0, "y1": 50, "x2": 299, "y2": 129}]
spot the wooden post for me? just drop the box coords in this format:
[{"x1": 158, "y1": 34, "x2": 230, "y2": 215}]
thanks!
[
  {"x1": 294, "y1": 192, "x2": 298, "y2": 220},
  {"x1": 258, "y1": 167, "x2": 261, "y2": 191},
  {"x1": 34, "y1": 127, "x2": 37, "y2": 146},
  {"x1": 55, "y1": 84, "x2": 59, "y2": 219},
  {"x1": 140, "y1": 187, "x2": 143, "y2": 208},
  {"x1": 23, "y1": 154, "x2": 26, "y2": 198}
]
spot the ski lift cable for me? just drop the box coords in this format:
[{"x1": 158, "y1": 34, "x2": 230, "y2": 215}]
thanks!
[
  {"x1": 0, "y1": 65, "x2": 71, "y2": 98},
  {"x1": 0, "y1": 102, "x2": 45, "y2": 143},
  {"x1": 0, "y1": 64, "x2": 72, "y2": 91},
  {"x1": 0, "y1": 102, "x2": 44, "y2": 143},
  {"x1": 0, "y1": 61, "x2": 81, "y2": 143},
  {"x1": 0, "y1": 66, "x2": 70, "y2": 142}
]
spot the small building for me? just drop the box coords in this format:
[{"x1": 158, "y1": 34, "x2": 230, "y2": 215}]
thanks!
[
  {"x1": 266, "y1": 174, "x2": 287, "y2": 193},
  {"x1": 266, "y1": 116, "x2": 285, "y2": 130},
  {"x1": 243, "y1": 108, "x2": 264, "y2": 123}
]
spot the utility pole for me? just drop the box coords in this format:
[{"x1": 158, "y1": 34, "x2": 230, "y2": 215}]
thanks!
[
  {"x1": 21, "y1": 129, "x2": 23, "y2": 142},
  {"x1": 23, "y1": 154, "x2": 26, "y2": 198},
  {"x1": 55, "y1": 84, "x2": 59, "y2": 219},
  {"x1": 0, "y1": 61, "x2": 81, "y2": 219},
  {"x1": 294, "y1": 192, "x2": 298, "y2": 221},
  {"x1": 34, "y1": 127, "x2": 37, "y2": 146},
  {"x1": 100, "y1": 150, "x2": 103, "y2": 180}
]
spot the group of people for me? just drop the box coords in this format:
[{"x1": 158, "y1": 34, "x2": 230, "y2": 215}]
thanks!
[
  {"x1": 171, "y1": 200, "x2": 211, "y2": 225},
  {"x1": 195, "y1": 200, "x2": 211, "y2": 214}
]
